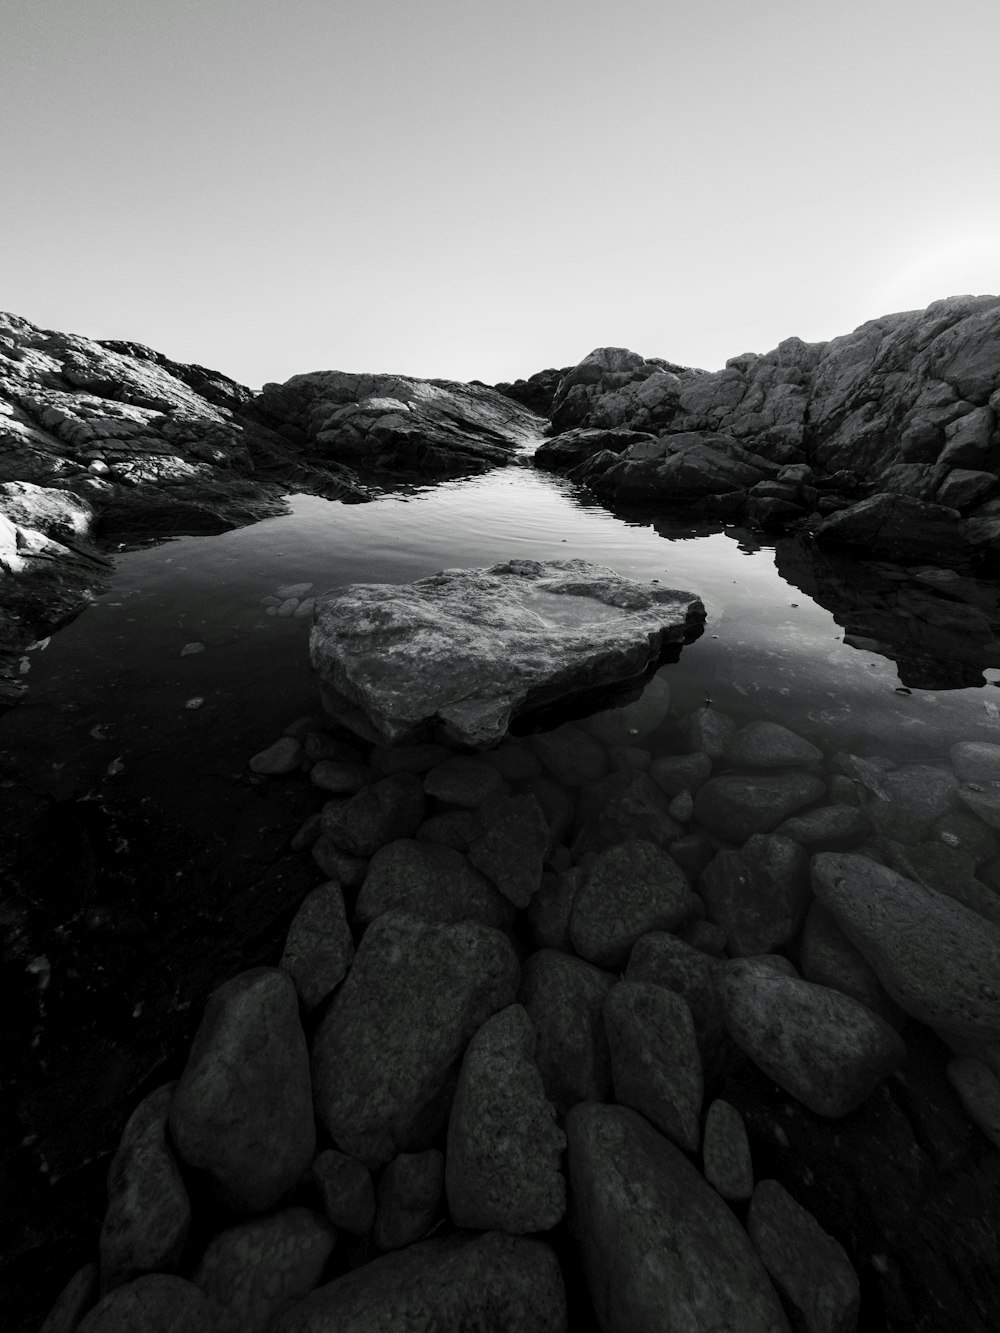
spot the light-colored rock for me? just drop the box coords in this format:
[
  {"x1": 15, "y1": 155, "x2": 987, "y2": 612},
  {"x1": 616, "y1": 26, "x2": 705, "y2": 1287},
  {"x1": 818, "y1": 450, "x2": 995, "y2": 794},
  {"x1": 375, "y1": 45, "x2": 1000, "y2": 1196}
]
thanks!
[{"x1": 310, "y1": 559, "x2": 704, "y2": 748}]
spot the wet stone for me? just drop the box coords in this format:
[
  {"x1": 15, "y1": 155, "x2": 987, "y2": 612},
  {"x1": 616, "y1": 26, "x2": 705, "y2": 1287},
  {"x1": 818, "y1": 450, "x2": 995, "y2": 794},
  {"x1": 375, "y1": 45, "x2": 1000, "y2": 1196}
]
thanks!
[
  {"x1": 950, "y1": 740, "x2": 1000, "y2": 785},
  {"x1": 38, "y1": 1263, "x2": 98, "y2": 1333},
  {"x1": 525, "y1": 868, "x2": 579, "y2": 952},
  {"x1": 650, "y1": 750, "x2": 713, "y2": 797},
  {"x1": 169, "y1": 968, "x2": 315, "y2": 1213},
  {"x1": 864, "y1": 764, "x2": 960, "y2": 843},
  {"x1": 703, "y1": 1099, "x2": 754, "y2": 1202},
  {"x1": 569, "y1": 838, "x2": 700, "y2": 968},
  {"x1": 625, "y1": 931, "x2": 727, "y2": 1072},
  {"x1": 312, "y1": 1149, "x2": 375, "y2": 1235},
  {"x1": 699, "y1": 834, "x2": 811, "y2": 957},
  {"x1": 290, "y1": 812, "x2": 321, "y2": 852},
  {"x1": 446, "y1": 1004, "x2": 566, "y2": 1233},
  {"x1": 879, "y1": 838, "x2": 1000, "y2": 927},
  {"x1": 957, "y1": 780, "x2": 1000, "y2": 831},
  {"x1": 309, "y1": 759, "x2": 372, "y2": 794},
  {"x1": 530, "y1": 720, "x2": 609, "y2": 787},
  {"x1": 422, "y1": 755, "x2": 508, "y2": 807},
  {"x1": 720, "y1": 958, "x2": 906, "y2": 1117},
  {"x1": 604, "y1": 981, "x2": 703, "y2": 1153},
  {"x1": 304, "y1": 731, "x2": 365, "y2": 764},
  {"x1": 934, "y1": 808, "x2": 998, "y2": 861},
  {"x1": 748, "y1": 1179, "x2": 861, "y2": 1333},
  {"x1": 774, "y1": 804, "x2": 870, "y2": 849},
  {"x1": 250, "y1": 736, "x2": 304, "y2": 775},
  {"x1": 520, "y1": 773, "x2": 575, "y2": 852},
  {"x1": 280, "y1": 882, "x2": 355, "y2": 1011},
  {"x1": 668, "y1": 789, "x2": 694, "y2": 822},
  {"x1": 192, "y1": 1208, "x2": 336, "y2": 1333},
  {"x1": 678, "y1": 918, "x2": 729, "y2": 956},
  {"x1": 946, "y1": 1057, "x2": 1000, "y2": 1151},
  {"x1": 694, "y1": 769, "x2": 827, "y2": 842},
  {"x1": 311, "y1": 912, "x2": 520, "y2": 1167},
  {"x1": 723, "y1": 719, "x2": 823, "y2": 769},
  {"x1": 797, "y1": 899, "x2": 898, "y2": 1022},
  {"x1": 606, "y1": 743, "x2": 652, "y2": 771},
  {"x1": 467, "y1": 791, "x2": 548, "y2": 907},
  {"x1": 686, "y1": 704, "x2": 738, "y2": 758},
  {"x1": 320, "y1": 773, "x2": 425, "y2": 856},
  {"x1": 669, "y1": 830, "x2": 718, "y2": 881},
  {"x1": 370, "y1": 742, "x2": 452, "y2": 774},
  {"x1": 571, "y1": 770, "x2": 682, "y2": 857},
  {"x1": 77, "y1": 1275, "x2": 217, "y2": 1333},
  {"x1": 518, "y1": 949, "x2": 615, "y2": 1114},
  {"x1": 579, "y1": 672, "x2": 672, "y2": 745},
  {"x1": 415, "y1": 808, "x2": 482, "y2": 851},
  {"x1": 354, "y1": 838, "x2": 511, "y2": 930},
  {"x1": 99, "y1": 1083, "x2": 190, "y2": 1293},
  {"x1": 373, "y1": 1149, "x2": 444, "y2": 1252},
  {"x1": 310, "y1": 836, "x2": 368, "y2": 888},
  {"x1": 479, "y1": 736, "x2": 543, "y2": 781}
]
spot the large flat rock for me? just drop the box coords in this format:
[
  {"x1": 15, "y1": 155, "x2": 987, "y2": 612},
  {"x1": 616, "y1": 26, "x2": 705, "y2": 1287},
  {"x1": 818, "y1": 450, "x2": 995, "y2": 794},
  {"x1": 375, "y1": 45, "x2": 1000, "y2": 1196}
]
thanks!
[{"x1": 310, "y1": 558, "x2": 705, "y2": 748}]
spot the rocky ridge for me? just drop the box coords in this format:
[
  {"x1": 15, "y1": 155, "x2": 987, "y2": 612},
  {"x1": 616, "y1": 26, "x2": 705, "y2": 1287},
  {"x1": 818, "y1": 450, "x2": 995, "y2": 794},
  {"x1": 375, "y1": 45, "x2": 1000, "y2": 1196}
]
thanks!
[{"x1": 36, "y1": 681, "x2": 1000, "y2": 1333}]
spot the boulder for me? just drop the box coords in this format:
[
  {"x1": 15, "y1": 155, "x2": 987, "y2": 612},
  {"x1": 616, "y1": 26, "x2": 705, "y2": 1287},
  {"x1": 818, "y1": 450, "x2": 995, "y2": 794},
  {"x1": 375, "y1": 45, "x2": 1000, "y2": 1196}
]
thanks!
[
  {"x1": 280, "y1": 882, "x2": 355, "y2": 1010},
  {"x1": 311, "y1": 913, "x2": 520, "y2": 1166},
  {"x1": 699, "y1": 834, "x2": 811, "y2": 956},
  {"x1": 517, "y1": 949, "x2": 615, "y2": 1113},
  {"x1": 445, "y1": 1005, "x2": 566, "y2": 1233},
  {"x1": 625, "y1": 931, "x2": 727, "y2": 1071},
  {"x1": 320, "y1": 773, "x2": 425, "y2": 855},
  {"x1": 373, "y1": 1149, "x2": 444, "y2": 1251},
  {"x1": 310, "y1": 559, "x2": 704, "y2": 748},
  {"x1": 169, "y1": 968, "x2": 315, "y2": 1212},
  {"x1": 354, "y1": 838, "x2": 511, "y2": 929},
  {"x1": 694, "y1": 770, "x2": 826, "y2": 842},
  {"x1": 721, "y1": 959, "x2": 905, "y2": 1116},
  {"x1": 467, "y1": 792, "x2": 549, "y2": 907},
  {"x1": 812, "y1": 493, "x2": 963, "y2": 563},
  {"x1": 312, "y1": 1150, "x2": 375, "y2": 1236},
  {"x1": 530, "y1": 721, "x2": 609, "y2": 786},
  {"x1": 723, "y1": 720, "x2": 823, "y2": 768},
  {"x1": 702, "y1": 1099, "x2": 754, "y2": 1202},
  {"x1": 566, "y1": 1103, "x2": 790, "y2": 1332}
]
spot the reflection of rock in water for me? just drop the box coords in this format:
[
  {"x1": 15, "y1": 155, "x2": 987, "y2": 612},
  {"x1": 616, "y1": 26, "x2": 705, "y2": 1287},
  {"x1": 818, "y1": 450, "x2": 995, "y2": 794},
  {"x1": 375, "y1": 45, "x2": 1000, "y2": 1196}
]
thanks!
[{"x1": 775, "y1": 536, "x2": 1000, "y2": 690}]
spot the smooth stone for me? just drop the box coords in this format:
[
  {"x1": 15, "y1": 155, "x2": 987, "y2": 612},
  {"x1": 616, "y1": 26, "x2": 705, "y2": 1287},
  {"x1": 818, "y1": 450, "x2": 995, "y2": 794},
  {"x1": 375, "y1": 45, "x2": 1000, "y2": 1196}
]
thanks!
[
  {"x1": 294, "y1": 597, "x2": 316, "y2": 618},
  {"x1": 311, "y1": 913, "x2": 520, "y2": 1167},
  {"x1": 774, "y1": 804, "x2": 870, "y2": 849},
  {"x1": 703, "y1": 1099, "x2": 754, "y2": 1202},
  {"x1": 192, "y1": 1208, "x2": 336, "y2": 1333},
  {"x1": 302, "y1": 731, "x2": 361, "y2": 763},
  {"x1": 271, "y1": 1232, "x2": 568, "y2": 1333},
  {"x1": 289, "y1": 812, "x2": 321, "y2": 852},
  {"x1": 934, "y1": 808, "x2": 998, "y2": 861},
  {"x1": 517, "y1": 949, "x2": 615, "y2": 1113},
  {"x1": 864, "y1": 764, "x2": 960, "y2": 843},
  {"x1": 180, "y1": 641, "x2": 205, "y2": 656},
  {"x1": 724, "y1": 720, "x2": 823, "y2": 768},
  {"x1": 722, "y1": 958, "x2": 905, "y2": 1117},
  {"x1": 878, "y1": 838, "x2": 1000, "y2": 926},
  {"x1": 354, "y1": 838, "x2": 511, "y2": 930},
  {"x1": 951, "y1": 741, "x2": 1000, "y2": 785},
  {"x1": 650, "y1": 750, "x2": 713, "y2": 797},
  {"x1": 309, "y1": 759, "x2": 372, "y2": 794},
  {"x1": 747, "y1": 1180, "x2": 861, "y2": 1333},
  {"x1": 578, "y1": 672, "x2": 672, "y2": 745},
  {"x1": 479, "y1": 737, "x2": 543, "y2": 780},
  {"x1": 373, "y1": 1149, "x2": 444, "y2": 1251},
  {"x1": 280, "y1": 883, "x2": 355, "y2": 1011},
  {"x1": 277, "y1": 598, "x2": 300, "y2": 617},
  {"x1": 446, "y1": 1004, "x2": 566, "y2": 1233},
  {"x1": 467, "y1": 792, "x2": 548, "y2": 907},
  {"x1": 566, "y1": 1103, "x2": 790, "y2": 1333},
  {"x1": 520, "y1": 773, "x2": 576, "y2": 851},
  {"x1": 798, "y1": 901, "x2": 899, "y2": 1024},
  {"x1": 77, "y1": 1275, "x2": 216, "y2": 1333},
  {"x1": 530, "y1": 720, "x2": 609, "y2": 787},
  {"x1": 947, "y1": 1058, "x2": 1000, "y2": 1151},
  {"x1": 525, "y1": 868, "x2": 579, "y2": 952},
  {"x1": 249, "y1": 736, "x2": 304, "y2": 775},
  {"x1": 812, "y1": 852, "x2": 1000, "y2": 1046},
  {"x1": 99, "y1": 1084, "x2": 190, "y2": 1292},
  {"x1": 310, "y1": 558, "x2": 704, "y2": 748},
  {"x1": 699, "y1": 834, "x2": 810, "y2": 957},
  {"x1": 415, "y1": 808, "x2": 482, "y2": 851},
  {"x1": 571, "y1": 770, "x2": 683, "y2": 858},
  {"x1": 169, "y1": 968, "x2": 315, "y2": 1212},
  {"x1": 422, "y1": 755, "x2": 508, "y2": 807},
  {"x1": 38, "y1": 1263, "x2": 98, "y2": 1333},
  {"x1": 625, "y1": 931, "x2": 727, "y2": 1072},
  {"x1": 606, "y1": 743, "x2": 652, "y2": 771},
  {"x1": 957, "y1": 781, "x2": 1000, "y2": 830},
  {"x1": 320, "y1": 773, "x2": 425, "y2": 855},
  {"x1": 678, "y1": 918, "x2": 729, "y2": 956},
  {"x1": 312, "y1": 1149, "x2": 375, "y2": 1235},
  {"x1": 310, "y1": 836, "x2": 368, "y2": 888},
  {"x1": 694, "y1": 770, "x2": 827, "y2": 842},
  {"x1": 604, "y1": 981, "x2": 703, "y2": 1152},
  {"x1": 668, "y1": 789, "x2": 694, "y2": 822},
  {"x1": 276, "y1": 582, "x2": 314, "y2": 599},
  {"x1": 686, "y1": 704, "x2": 738, "y2": 758},
  {"x1": 284, "y1": 715, "x2": 326, "y2": 740},
  {"x1": 569, "y1": 839, "x2": 700, "y2": 968}
]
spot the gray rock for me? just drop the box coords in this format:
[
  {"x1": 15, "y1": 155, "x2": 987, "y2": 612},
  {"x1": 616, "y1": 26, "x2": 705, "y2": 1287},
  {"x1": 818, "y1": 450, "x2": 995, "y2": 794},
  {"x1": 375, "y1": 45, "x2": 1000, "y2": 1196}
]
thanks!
[
  {"x1": 812, "y1": 852, "x2": 1000, "y2": 1046},
  {"x1": 518, "y1": 949, "x2": 615, "y2": 1113},
  {"x1": 373, "y1": 1149, "x2": 444, "y2": 1251},
  {"x1": 280, "y1": 882, "x2": 355, "y2": 1010},
  {"x1": 415, "y1": 808, "x2": 482, "y2": 850},
  {"x1": 878, "y1": 838, "x2": 1000, "y2": 926},
  {"x1": 525, "y1": 868, "x2": 579, "y2": 952},
  {"x1": 798, "y1": 901, "x2": 900, "y2": 1024},
  {"x1": 370, "y1": 741, "x2": 452, "y2": 774},
  {"x1": 571, "y1": 770, "x2": 683, "y2": 857},
  {"x1": 774, "y1": 804, "x2": 869, "y2": 849},
  {"x1": 625, "y1": 931, "x2": 727, "y2": 1071},
  {"x1": 446, "y1": 1005, "x2": 566, "y2": 1233},
  {"x1": 312, "y1": 1149, "x2": 375, "y2": 1235},
  {"x1": 77, "y1": 1275, "x2": 217, "y2": 1333},
  {"x1": 699, "y1": 834, "x2": 810, "y2": 956},
  {"x1": 422, "y1": 755, "x2": 508, "y2": 806},
  {"x1": 272, "y1": 1232, "x2": 567, "y2": 1332},
  {"x1": 951, "y1": 741, "x2": 1000, "y2": 785},
  {"x1": 703, "y1": 1099, "x2": 754, "y2": 1202},
  {"x1": 311, "y1": 912, "x2": 520, "y2": 1166},
  {"x1": 748, "y1": 1179, "x2": 860, "y2": 1333},
  {"x1": 309, "y1": 759, "x2": 372, "y2": 794},
  {"x1": 724, "y1": 720, "x2": 823, "y2": 768},
  {"x1": 290, "y1": 812, "x2": 322, "y2": 853},
  {"x1": 467, "y1": 792, "x2": 549, "y2": 907},
  {"x1": 99, "y1": 1084, "x2": 190, "y2": 1292},
  {"x1": 192, "y1": 1208, "x2": 336, "y2": 1333},
  {"x1": 580, "y1": 672, "x2": 672, "y2": 745},
  {"x1": 604, "y1": 982, "x2": 703, "y2": 1152},
  {"x1": 320, "y1": 773, "x2": 425, "y2": 855},
  {"x1": 947, "y1": 1057, "x2": 1000, "y2": 1150},
  {"x1": 249, "y1": 736, "x2": 304, "y2": 775},
  {"x1": 812, "y1": 493, "x2": 962, "y2": 563},
  {"x1": 694, "y1": 770, "x2": 826, "y2": 842},
  {"x1": 957, "y1": 780, "x2": 1000, "y2": 830},
  {"x1": 354, "y1": 838, "x2": 511, "y2": 929},
  {"x1": 530, "y1": 720, "x2": 609, "y2": 786},
  {"x1": 687, "y1": 705, "x2": 738, "y2": 758},
  {"x1": 720, "y1": 958, "x2": 906, "y2": 1116},
  {"x1": 668, "y1": 789, "x2": 694, "y2": 822},
  {"x1": 864, "y1": 764, "x2": 959, "y2": 843},
  {"x1": 566, "y1": 1103, "x2": 789, "y2": 1333},
  {"x1": 310, "y1": 836, "x2": 368, "y2": 887},
  {"x1": 479, "y1": 736, "x2": 543, "y2": 780},
  {"x1": 569, "y1": 839, "x2": 700, "y2": 968},
  {"x1": 310, "y1": 559, "x2": 704, "y2": 748},
  {"x1": 650, "y1": 751, "x2": 713, "y2": 797},
  {"x1": 38, "y1": 1263, "x2": 98, "y2": 1333},
  {"x1": 169, "y1": 968, "x2": 315, "y2": 1212},
  {"x1": 520, "y1": 772, "x2": 576, "y2": 851},
  {"x1": 679, "y1": 917, "x2": 730, "y2": 956}
]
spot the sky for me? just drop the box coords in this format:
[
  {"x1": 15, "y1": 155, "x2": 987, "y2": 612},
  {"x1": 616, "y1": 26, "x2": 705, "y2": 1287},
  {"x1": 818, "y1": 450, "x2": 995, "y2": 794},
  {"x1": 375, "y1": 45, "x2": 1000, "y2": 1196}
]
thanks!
[{"x1": 4, "y1": 0, "x2": 999, "y2": 388}]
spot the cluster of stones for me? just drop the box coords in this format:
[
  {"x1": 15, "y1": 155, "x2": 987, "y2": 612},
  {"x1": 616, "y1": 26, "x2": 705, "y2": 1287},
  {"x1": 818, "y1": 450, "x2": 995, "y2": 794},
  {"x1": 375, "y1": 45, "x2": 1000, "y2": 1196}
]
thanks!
[
  {"x1": 46, "y1": 676, "x2": 1000, "y2": 1331},
  {"x1": 526, "y1": 297, "x2": 1000, "y2": 567},
  {"x1": 260, "y1": 582, "x2": 317, "y2": 620}
]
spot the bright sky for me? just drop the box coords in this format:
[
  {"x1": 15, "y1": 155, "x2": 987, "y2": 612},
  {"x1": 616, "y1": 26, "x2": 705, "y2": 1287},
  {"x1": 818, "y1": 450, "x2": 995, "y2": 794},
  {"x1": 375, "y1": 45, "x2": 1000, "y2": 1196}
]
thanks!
[{"x1": 4, "y1": 0, "x2": 999, "y2": 387}]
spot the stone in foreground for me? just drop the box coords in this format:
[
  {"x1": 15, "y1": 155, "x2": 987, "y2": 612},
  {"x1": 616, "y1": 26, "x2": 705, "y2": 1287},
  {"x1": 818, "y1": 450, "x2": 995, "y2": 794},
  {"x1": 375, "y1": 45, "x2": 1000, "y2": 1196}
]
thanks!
[{"x1": 310, "y1": 559, "x2": 704, "y2": 748}]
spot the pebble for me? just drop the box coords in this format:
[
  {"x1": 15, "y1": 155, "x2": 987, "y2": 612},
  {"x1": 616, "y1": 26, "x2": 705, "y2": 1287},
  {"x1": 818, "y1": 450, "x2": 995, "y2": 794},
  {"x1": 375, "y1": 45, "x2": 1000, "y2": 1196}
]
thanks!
[
  {"x1": 184, "y1": 697, "x2": 204, "y2": 710},
  {"x1": 180, "y1": 642, "x2": 205, "y2": 656},
  {"x1": 309, "y1": 759, "x2": 371, "y2": 794},
  {"x1": 294, "y1": 598, "x2": 316, "y2": 618},
  {"x1": 277, "y1": 598, "x2": 300, "y2": 617}
]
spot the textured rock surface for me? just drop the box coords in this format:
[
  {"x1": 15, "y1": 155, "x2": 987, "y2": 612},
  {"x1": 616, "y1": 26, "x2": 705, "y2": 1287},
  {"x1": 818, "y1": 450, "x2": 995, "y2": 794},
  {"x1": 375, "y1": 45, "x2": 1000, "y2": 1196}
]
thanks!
[
  {"x1": 566, "y1": 1103, "x2": 790, "y2": 1332},
  {"x1": 280, "y1": 882, "x2": 355, "y2": 1010},
  {"x1": 168, "y1": 968, "x2": 315, "y2": 1212},
  {"x1": 354, "y1": 837, "x2": 511, "y2": 928},
  {"x1": 373, "y1": 1149, "x2": 444, "y2": 1252},
  {"x1": 517, "y1": 949, "x2": 616, "y2": 1113},
  {"x1": 272, "y1": 1231, "x2": 568, "y2": 1332},
  {"x1": 77, "y1": 1275, "x2": 217, "y2": 1333},
  {"x1": 310, "y1": 558, "x2": 704, "y2": 747},
  {"x1": 311, "y1": 913, "x2": 520, "y2": 1166},
  {"x1": 694, "y1": 770, "x2": 827, "y2": 842},
  {"x1": 699, "y1": 834, "x2": 811, "y2": 956},
  {"x1": 703, "y1": 1099, "x2": 754, "y2": 1202}
]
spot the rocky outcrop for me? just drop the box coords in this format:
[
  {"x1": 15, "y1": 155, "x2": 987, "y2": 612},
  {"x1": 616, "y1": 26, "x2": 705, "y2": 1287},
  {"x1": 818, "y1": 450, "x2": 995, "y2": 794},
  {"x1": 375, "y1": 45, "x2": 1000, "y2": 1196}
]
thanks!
[
  {"x1": 309, "y1": 558, "x2": 705, "y2": 748},
  {"x1": 532, "y1": 298, "x2": 1000, "y2": 567}
]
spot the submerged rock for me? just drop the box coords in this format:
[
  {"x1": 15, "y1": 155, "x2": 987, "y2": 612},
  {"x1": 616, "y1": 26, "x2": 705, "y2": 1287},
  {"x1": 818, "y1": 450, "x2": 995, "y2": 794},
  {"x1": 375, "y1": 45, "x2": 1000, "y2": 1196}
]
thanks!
[{"x1": 310, "y1": 558, "x2": 704, "y2": 748}]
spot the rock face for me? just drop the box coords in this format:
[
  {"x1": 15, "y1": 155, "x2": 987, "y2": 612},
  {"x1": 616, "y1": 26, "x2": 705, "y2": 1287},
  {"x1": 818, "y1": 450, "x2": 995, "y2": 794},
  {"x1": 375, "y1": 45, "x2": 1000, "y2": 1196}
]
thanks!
[{"x1": 310, "y1": 558, "x2": 705, "y2": 748}]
